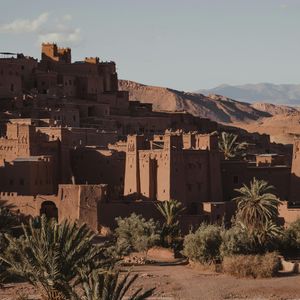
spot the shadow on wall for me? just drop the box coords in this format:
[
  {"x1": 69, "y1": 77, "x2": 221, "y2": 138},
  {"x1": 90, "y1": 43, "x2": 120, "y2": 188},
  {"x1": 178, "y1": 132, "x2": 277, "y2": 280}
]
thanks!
[
  {"x1": 290, "y1": 173, "x2": 300, "y2": 205},
  {"x1": 98, "y1": 195, "x2": 236, "y2": 235}
]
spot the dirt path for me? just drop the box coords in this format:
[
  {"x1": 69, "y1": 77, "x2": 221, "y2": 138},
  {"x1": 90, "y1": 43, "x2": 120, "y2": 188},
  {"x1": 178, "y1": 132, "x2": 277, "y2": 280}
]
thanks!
[
  {"x1": 132, "y1": 264, "x2": 300, "y2": 300},
  {"x1": 1, "y1": 264, "x2": 300, "y2": 300}
]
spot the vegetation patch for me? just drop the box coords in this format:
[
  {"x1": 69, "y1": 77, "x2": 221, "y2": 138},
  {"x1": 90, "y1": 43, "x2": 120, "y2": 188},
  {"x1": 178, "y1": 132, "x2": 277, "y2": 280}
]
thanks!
[
  {"x1": 182, "y1": 224, "x2": 222, "y2": 264},
  {"x1": 222, "y1": 252, "x2": 281, "y2": 278}
]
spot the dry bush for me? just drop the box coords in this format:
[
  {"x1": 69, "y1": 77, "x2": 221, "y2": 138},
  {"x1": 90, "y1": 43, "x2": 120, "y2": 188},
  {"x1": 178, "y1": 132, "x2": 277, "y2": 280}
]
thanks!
[{"x1": 222, "y1": 252, "x2": 280, "y2": 278}]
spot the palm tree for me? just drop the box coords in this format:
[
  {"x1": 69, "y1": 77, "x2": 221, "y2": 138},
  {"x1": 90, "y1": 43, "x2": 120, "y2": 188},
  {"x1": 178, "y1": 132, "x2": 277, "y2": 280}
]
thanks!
[
  {"x1": 0, "y1": 201, "x2": 20, "y2": 235},
  {"x1": 0, "y1": 216, "x2": 107, "y2": 299},
  {"x1": 77, "y1": 268, "x2": 155, "y2": 300},
  {"x1": 218, "y1": 132, "x2": 248, "y2": 160},
  {"x1": 156, "y1": 199, "x2": 185, "y2": 247},
  {"x1": 233, "y1": 178, "x2": 281, "y2": 232}
]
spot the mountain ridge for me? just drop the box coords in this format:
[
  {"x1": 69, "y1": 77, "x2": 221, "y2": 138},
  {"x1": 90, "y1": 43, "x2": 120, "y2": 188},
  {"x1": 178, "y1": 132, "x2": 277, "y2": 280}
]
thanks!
[
  {"x1": 196, "y1": 83, "x2": 300, "y2": 105},
  {"x1": 119, "y1": 80, "x2": 270, "y2": 124},
  {"x1": 119, "y1": 80, "x2": 300, "y2": 144}
]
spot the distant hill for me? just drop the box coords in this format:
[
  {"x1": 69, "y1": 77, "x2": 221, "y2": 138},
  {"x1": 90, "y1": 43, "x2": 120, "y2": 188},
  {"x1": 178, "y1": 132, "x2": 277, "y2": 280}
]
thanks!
[
  {"x1": 119, "y1": 80, "x2": 269, "y2": 123},
  {"x1": 197, "y1": 83, "x2": 300, "y2": 105},
  {"x1": 119, "y1": 80, "x2": 300, "y2": 144}
]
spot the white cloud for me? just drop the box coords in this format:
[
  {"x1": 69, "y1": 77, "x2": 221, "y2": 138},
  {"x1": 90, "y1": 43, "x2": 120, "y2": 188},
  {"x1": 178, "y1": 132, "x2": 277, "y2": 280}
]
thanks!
[
  {"x1": 0, "y1": 12, "x2": 49, "y2": 33},
  {"x1": 38, "y1": 28, "x2": 82, "y2": 45},
  {"x1": 0, "y1": 12, "x2": 82, "y2": 46},
  {"x1": 63, "y1": 14, "x2": 72, "y2": 22}
]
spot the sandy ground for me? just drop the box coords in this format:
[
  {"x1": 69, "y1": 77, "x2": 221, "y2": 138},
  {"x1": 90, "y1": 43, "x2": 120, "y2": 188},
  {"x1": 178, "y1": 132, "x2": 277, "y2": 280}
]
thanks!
[{"x1": 1, "y1": 264, "x2": 300, "y2": 300}]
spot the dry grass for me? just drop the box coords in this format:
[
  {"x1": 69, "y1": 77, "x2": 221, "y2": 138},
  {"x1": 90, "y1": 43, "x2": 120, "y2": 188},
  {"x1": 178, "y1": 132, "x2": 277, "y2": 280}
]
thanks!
[{"x1": 222, "y1": 252, "x2": 281, "y2": 278}]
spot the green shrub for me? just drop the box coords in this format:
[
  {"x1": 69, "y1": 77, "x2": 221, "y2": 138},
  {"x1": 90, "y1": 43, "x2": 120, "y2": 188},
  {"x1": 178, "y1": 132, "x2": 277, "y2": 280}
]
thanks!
[
  {"x1": 220, "y1": 226, "x2": 254, "y2": 257},
  {"x1": 280, "y1": 218, "x2": 300, "y2": 256},
  {"x1": 222, "y1": 252, "x2": 280, "y2": 278},
  {"x1": 221, "y1": 222, "x2": 282, "y2": 257},
  {"x1": 182, "y1": 224, "x2": 222, "y2": 264},
  {"x1": 115, "y1": 213, "x2": 160, "y2": 256}
]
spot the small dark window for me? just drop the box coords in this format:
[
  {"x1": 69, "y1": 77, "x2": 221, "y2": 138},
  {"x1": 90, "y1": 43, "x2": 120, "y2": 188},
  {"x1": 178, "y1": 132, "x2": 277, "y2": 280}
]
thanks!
[
  {"x1": 73, "y1": 115, "x2": 76, "y2": 121},
  {"x1": 10, "y1": 84, "x2": 14, "y2": 92},
  {"x1": 233, "y1": 175, "x2": 239, "y2": 184},
  {"x1": 21, "y1": 65, "x2": 25, "y2": 70}
]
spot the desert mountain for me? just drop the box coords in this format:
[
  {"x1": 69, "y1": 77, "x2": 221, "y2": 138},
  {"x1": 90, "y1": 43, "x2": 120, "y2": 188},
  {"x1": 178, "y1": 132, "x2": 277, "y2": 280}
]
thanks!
[
  {"x1": 119, "y1": 80, "x2": 300, "y2": 144},
  {"x1": 197, "y1": 83, "x2": 300, "y2": 105},
  {"x1": 119, "y1": 80, "x2": 269, "y2": 123},
  {"x1": 250, "y1": 102, "x2": 300, "y2": 116}
]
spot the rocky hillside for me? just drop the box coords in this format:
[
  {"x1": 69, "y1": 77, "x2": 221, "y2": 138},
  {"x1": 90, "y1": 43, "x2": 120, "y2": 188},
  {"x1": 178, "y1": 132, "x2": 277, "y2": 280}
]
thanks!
[
  {"x1": 119, "y1": 80, "x2": 300, "y2": 144},
  {"x1": 119, "y1": 80, "x2": 269, "y2": 123},
  {"x1": 250, "y1": 102, "x2": 300, "y2": 116}
]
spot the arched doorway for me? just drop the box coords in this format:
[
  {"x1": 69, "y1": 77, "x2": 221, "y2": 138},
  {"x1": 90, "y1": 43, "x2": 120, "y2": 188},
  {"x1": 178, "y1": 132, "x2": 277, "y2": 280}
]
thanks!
[{"x1": 40, "y1": 201, "x2": 58, "y2": 220}]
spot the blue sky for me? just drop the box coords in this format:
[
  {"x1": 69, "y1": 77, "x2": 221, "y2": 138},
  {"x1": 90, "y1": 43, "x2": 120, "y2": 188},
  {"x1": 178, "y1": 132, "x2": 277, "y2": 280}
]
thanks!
[{"x1": 1, "y1": 0, "x2": 300, "y2": 90}]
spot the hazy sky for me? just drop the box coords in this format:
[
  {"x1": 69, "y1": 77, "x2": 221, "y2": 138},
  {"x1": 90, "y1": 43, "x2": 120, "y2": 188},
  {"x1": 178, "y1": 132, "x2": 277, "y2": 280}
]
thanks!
[{"x1": 1, "y1": 0, "x2": 300, "y2": 90}]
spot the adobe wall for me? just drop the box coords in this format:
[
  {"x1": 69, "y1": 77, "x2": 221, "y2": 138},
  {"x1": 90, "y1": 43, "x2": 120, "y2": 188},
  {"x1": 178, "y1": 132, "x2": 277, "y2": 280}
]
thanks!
[
  {"x1": 41, "y1": 43, "x2": 71, "y2": 63},
  {"x1": 247, "y1": 166, "x2": 290, "y2": 200},
  {"x1": 278, "y1": 202, "x2": 300, "y2": 226},
  {"x1": 221, "y1": 160, "x2": 291, "y2": 201},
  {"x1": 0, "y1": 123, "x2": 40, "y2": 161},
  {"x1": 50, "y1": 108, "x2": 80, "y2": 127},
  {"x1": 0, "y1": 184, "x2": 107, "y2": 232},
  {"x1": 0, "y1": 62, "x2": 22, "y2": 98},
  {"x1": 124, "y1": 135, "x2": 147, "y2": 197},
  {"x1": 123, "y1": 133, "x2": 223, "y2": 207},
  {"x1": 290, "y1": 139, "x2": 300, "y2": 203},
  {"x1": 0, "y1": 56, "x2": 37, "y2": 98},
  {"x1": 71, "y1": 148, "x2": 125, "y2": 199},
  {"x1": 0, "y1": 156, "x2": 55, "y2": 195}
]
